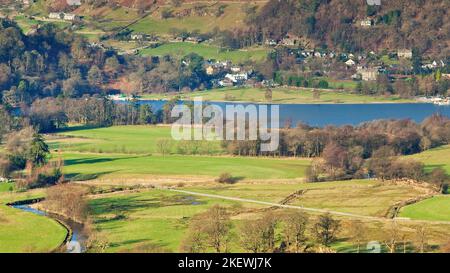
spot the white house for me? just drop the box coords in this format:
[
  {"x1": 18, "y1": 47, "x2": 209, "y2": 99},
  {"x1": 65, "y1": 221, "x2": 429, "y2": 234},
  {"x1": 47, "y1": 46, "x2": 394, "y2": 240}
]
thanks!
[
  {"x1": 230, "y1": 66, "x2": 241, "y2": 73},
  {"x1": 63, "y1": 13, "x2": 79, "y2": 21},
  {"x1": 225, "y1": 73, "x2": 248, "y2": 83},
  {"x1": 345, "y1": 59, "x2": 356, "y2": 66},
  {"x1": 265, "y1": 39, "x2": 277, "y2": 46},
  {"x1": 49, "y1": 12, "x2": 64, "y2": 20},
  {"x1": 398, "y1": 49, "x2": 413, "y2": 59},
  {"x1": 131, "y1": 34, "x2": 144, "y2": 40},
  {"x1": 218, "y1": 78, "x2": 234, "y2": 87},
  {"x1": 360, "y1": 19, "x2": 373, "y2": 27},
  {"x1": 66, "y1": 0, "x2": 82, "y2": 6}
]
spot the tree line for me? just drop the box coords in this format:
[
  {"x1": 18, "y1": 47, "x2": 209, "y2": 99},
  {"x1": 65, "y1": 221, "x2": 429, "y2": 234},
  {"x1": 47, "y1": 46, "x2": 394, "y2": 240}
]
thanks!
[{"x1": 0, "y1": 19, "x2": 212, "y2": 106}]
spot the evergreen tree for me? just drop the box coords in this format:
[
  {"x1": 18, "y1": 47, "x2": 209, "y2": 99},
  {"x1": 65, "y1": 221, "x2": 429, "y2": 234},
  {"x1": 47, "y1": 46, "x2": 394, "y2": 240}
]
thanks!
[{"x1": 28, "y1": 133, "x2": 49, "y2": 166}]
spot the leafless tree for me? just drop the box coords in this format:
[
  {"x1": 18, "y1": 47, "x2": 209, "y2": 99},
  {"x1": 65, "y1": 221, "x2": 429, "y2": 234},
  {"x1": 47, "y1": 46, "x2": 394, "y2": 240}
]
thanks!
[
  {"x1": 414, "y1": 225, "x2": 428, "y2": 253},
  {"x1": 347, "y1": 220, "x2": 366, "y2": 253},
  {"x1": 195, "y1": 205, "x2": 232, "y2": 253},
  {"x1": 312, "y1": 213, "x2": 341, "y2": 247},
  {"x1": 383, "y1": 221, "x2": 400, "y2": 253},
  {"x1": 156, "y1": 138, "x2": 172, "y2": 156},
  {"x1": 283, "y1": 211, "x2": 309, "y2": 253}
]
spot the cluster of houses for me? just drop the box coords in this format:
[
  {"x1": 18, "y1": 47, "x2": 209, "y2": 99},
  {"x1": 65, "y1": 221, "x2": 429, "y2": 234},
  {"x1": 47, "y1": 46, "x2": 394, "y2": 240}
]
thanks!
[
  {"x1": 48, "y1": 12, "x2": 80, "y2": 21},
  {"x1": 417, "y1": 96, "x2": 450, "y2": 105},
  {"x1": 204, "y1": 60, "x2": 254, "y2": 87},
  {"x1": 422, "y1": 60, "x2": 446, "y2": 70}
]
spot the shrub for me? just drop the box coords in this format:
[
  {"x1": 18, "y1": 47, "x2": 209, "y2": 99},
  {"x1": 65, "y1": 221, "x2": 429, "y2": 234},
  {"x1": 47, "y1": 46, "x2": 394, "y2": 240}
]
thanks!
[{"x1": 216, "y1": 172, "x2": 237, "y2": 184}]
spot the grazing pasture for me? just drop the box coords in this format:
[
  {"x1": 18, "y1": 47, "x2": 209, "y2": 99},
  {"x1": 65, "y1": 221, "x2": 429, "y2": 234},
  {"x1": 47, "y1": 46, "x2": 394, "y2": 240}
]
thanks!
[
  {"x1": 88, "y1": 189, "x2": 256, "y2": 252},
  {"x1": 408, "y1": 145, "x2": 450, "y2": 174},
  {"x1": 140, "y1": 42, "x2": 270, "y2": 64},
  {"x1": 141, "y1": 87, "x2": 415, "y2": 104},
  {"x1": 62, "y1": 153, "x2": 310, "y2": 181},
  {"x1": 50, "y1": 125, "x2": 225, "y2": 155},
  {"x1": 187, "y1": 180, "x2": 429, "y2": 217},
  {"x1": 0, "y1": 189, "x2": 67, "y2": 253},
  {"x1": 399, "y1": 196, "x2": 450, "y2": 222}
]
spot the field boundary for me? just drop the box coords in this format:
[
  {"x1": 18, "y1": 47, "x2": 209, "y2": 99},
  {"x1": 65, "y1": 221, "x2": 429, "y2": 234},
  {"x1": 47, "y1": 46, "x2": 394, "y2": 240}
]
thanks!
[{"x1": 164, "y1": 188, "x2": 450, "y2": 225}]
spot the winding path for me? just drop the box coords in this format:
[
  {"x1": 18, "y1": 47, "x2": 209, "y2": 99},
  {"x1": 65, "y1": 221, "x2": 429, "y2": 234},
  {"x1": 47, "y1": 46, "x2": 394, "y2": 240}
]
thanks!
[{"x1": 165, "y1": 188, "x2": 450, "y2": 225}]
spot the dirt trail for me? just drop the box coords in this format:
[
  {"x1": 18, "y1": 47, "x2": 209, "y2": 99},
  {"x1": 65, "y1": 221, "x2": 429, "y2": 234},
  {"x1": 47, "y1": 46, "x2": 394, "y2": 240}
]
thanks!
[{"x1": 164, "y1": 188, "x2": 450, "y2": 225}]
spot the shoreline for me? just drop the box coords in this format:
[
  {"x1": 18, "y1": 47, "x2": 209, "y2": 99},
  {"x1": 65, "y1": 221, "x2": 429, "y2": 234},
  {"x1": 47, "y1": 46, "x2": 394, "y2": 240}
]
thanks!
[{"x1": 112, "y1": 96, "x2": 423, "y2": 105}]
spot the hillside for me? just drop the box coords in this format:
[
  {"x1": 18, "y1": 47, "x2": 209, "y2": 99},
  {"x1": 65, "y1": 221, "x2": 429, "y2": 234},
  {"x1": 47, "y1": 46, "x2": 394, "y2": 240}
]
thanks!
[
  {"x1": 250, "y1": 0, "x2": 449, "y2": 56},
  {"x1": 21, "y1": 0, "x2": 449, "y2": 56}
]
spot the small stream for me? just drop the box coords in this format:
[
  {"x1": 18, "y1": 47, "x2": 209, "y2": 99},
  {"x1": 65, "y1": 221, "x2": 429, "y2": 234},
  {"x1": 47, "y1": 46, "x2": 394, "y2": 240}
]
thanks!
[{"x1": 12, "y1": 204, "x2": 87, "y2": 253}]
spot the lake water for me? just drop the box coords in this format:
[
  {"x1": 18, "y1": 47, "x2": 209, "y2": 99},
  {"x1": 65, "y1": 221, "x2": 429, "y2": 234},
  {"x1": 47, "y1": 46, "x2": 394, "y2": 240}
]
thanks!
[{"x1": 136, "y1": 100, "x2": 450, "y2": 127}]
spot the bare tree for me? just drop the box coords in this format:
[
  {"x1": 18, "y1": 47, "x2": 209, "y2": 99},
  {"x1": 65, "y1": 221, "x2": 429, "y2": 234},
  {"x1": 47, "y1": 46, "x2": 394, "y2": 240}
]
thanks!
[
  {"x1": 312, "y1": 213, "x2": 340, "y2": 247},
  {"x1": 283, "y1": 211, "x2": 309, "y2": 253},
  {"x1": 383, "y1": 221, "x2": 400, "y2": 253},
  {"x1": 240, "y1": 219, "x2": 264, "y2": 253},
  {"x1": 156, "y1": 138, "x2": 172, "y2": 156},
  {"x1": 414, "y1": 225, "x2": 428, "y2": 253},
  {"x1": 441, "y1": 241, "x2": 450, "y2": 253},
  {"x1": 265, "y1": 88, "x2": 273, "y2": 102},
  {"x1": 180, "y1": 221, "x2": 208, "y2": 253},
  {"x1": 240, "y1": 212, "x2": 279, "y2": 253},
  {"x1": 259, "y1": 212, "x2": 278, "y2": 253},
  {"x1": 348, "y1": 220, "x2": 366, "y2": 253},
  {"x1": 199, "y1": 205, "x2": 232, "y2": 253},
  {"x1": 45, "y1": 184, "x2": 87, "y2": 222}
]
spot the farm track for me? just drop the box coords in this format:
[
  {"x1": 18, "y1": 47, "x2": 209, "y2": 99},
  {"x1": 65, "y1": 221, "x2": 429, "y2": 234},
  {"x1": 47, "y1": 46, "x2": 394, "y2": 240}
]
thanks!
[{"x1": 165, "y1": 188, "x2": 450, "y2": 225}]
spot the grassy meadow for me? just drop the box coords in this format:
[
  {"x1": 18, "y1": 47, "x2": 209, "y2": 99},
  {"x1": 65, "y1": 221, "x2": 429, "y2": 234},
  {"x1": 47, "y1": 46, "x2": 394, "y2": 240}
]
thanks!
[
  {"x1": 50, "y1": 125, "x2": 194, "y2": 155},
  {"x1": 129, "y1": 3, "x2": 257, "y2": 35},
  {"x1": 408, "y1": 145, "x2": 450, "y2": 174},
  {"x1": 88, "y1": 189, "x2": 260, "y2": 252},
  {"x1": 62, "y1": 153, "x2": 310, "y2": 181},
  {"x1": 399, "y1": 196, "x2": 450, "y2": 222},
  {"x1": 87, "y1": 184, "x2": 450, "y2": 253},
  {"x1": 49, "y1": 125, "x2": 310, "y2": 182},
  {"x1": 0, "y1": 188, "x2": 67, "y2": 253},
  {"x1": 140, "y1": 42, "x2": 270, "y2": 63},
  {"x1": 187, "y1": 180, "x2": 429, "y2": 217},
  {"x1": 141, "y1": 87, "x2": 416, "y2": 104}
]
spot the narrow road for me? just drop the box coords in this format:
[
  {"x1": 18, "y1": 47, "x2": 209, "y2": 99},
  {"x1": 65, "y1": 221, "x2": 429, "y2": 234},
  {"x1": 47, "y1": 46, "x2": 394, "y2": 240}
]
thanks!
[{"x1": 165, "y1": 188, "x2": 450, "y2": 225}]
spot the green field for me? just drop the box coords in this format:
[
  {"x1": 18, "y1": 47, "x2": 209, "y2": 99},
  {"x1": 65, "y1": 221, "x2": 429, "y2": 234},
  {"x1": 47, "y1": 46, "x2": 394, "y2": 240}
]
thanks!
[
  {"x1": 0, "y1": 189, "x2": 67, "y2": 253},
  {"x1": 52, "y1": 126, "x2": 309, "y2": 181},
  {"x1": 408, "y1": 145, "x2": 450, "y2": 174},
  {"x1": 0, "y1": 182, "x2": 14, "y2": 193},
  {"x1": 88, "y1": 182, "x2": 450, "y2": 253},
  {"x1": 62, "y1": 153, "x2": 309, "y2": 181},
  {"x1": 399, "y1": 196, "x2": 450, "y2": 221},
  {"x1": 129, "y1": 3, "x2": 255, "y2": 35},
  {"x1": 141, "y1": 87, "x2": 416, "y2": 104},
  {"x1": 50, "y1": 125, "x2": 214, "y2": 155},
  {"x1": 188, "y1": 180, "x2": 427, "y2": 217},
  {"x1": 140, "y1": 42, "x2": 270, "y2": 63},
  {"x1": 89, "y1": 189, "x2": 255, "y2": 252},
  {"x1": 13, "y1": 15, "x2": 70, "y2": 34}
]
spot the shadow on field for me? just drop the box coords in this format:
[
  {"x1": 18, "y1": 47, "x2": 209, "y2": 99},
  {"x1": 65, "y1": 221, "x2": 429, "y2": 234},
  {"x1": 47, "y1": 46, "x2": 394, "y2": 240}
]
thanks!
[
  {"x1": 90, "y1": 194, "x2": 201, "y2": 222},
  {"x1": 64, "y1": 156, "x2": 140, "y2": 166},
  {"x1": 112, "y1": 240, "x2": 173, "y2": 252},
  {"x1": 65, "y1": 171, "x2": 116, "y2": 181},
  {"x1": 91, "y1": 196, "x2": 162, "y2": 219},
  {"x1": 427, "y1": 164, "x2": 447, "y2": 170},
  {"x1": 55, "y1": 125, "x2": 102, "y2": 133}
]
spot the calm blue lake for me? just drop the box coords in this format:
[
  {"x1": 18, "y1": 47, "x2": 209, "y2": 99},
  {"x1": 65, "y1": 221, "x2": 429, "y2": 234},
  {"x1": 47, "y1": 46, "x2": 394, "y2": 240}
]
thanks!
[{"x1": 135, "y1": 100, "x2": 450, "y2": 127}]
